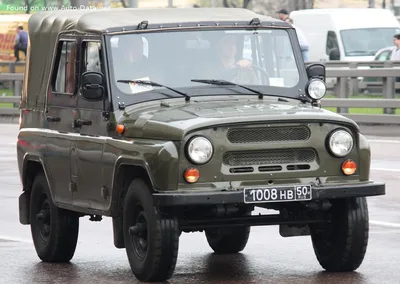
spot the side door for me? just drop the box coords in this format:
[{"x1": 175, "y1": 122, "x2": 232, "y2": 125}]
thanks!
[
  {"x1": 44, "y1": 38, "x2": 79, "y2": 206},
  {"x1": 71, "y1": 38, "x2": 111, "y2": 211}
]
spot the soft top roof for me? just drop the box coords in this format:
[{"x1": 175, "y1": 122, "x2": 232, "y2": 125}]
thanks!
[
  {"x1": 28, "y1": 8, "x2": 287, "y2": 34},
  {"x1": 23, "y1": 8, "x2": 289, "y2": 110}
]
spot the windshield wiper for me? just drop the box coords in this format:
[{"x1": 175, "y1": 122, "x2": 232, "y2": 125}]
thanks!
[
  {"x1": 191, "y1": 79, "x2": 264, "y2": 99},
  {"x1": 117, "y1": 79, "x2": 191, "y2": 101}
]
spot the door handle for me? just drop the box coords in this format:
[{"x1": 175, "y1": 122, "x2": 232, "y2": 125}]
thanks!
[
  {"x1": 73, "y1": 119, "x2": 92, "y2": 127},
  {"x1": 46, "y1": 116, "x2": 61, "y2": 122}
]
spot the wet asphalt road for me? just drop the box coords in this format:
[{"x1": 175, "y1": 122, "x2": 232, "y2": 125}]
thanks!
[{"x1": 1, "y1": 123, "x2": 400, "y2": 284}]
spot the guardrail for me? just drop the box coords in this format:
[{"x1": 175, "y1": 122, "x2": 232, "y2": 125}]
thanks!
[{"x1": 1, "y1": 60, "x2": 400, "y2": 124}]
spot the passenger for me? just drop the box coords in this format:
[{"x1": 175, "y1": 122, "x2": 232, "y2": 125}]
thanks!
[
  {"x1": 115, "y1": 35, "x2": 149, "y2": 82},
  {"x1": 126, "y1": 36, "x2": 148, "y2": 65}
]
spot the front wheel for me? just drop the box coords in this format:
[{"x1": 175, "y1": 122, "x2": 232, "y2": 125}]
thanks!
[
  {"x1": 123, "y1": 179, "x2": 180, "y2": 282},
  {"x1": 309, "y1": 197, "x2": 369, "y2": 272},
  {"x1": 30, "y1": 172, "x2": 79, "y2": 262}
]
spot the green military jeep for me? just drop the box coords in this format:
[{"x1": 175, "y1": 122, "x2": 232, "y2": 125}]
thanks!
[{"x1": 17, "y1": 7, "x2": 385, "y2": 282}]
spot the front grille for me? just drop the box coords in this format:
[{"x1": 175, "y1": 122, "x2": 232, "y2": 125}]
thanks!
[
  {"x1": 227, "y1": 126, "x2": 310, "y2": 144},
  {"x1": 222, "y1": 148, "x2": 316, "y2": 167}
]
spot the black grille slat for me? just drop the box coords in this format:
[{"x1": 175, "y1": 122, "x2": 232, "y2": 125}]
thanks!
[
  {"x1": 223, "y1": 149, "x2": 316, "y2": 167},
  {"x1": 227, "y1": 126, "x2": 310, "y2": 144}
]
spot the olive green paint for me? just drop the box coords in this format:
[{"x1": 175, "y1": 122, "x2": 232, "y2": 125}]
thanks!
[{"x1": 17, "y1": 8, "x2": 383, "y2": 219}]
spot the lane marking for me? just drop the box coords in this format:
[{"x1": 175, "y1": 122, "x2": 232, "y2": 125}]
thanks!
[
  {"x1": 370, "y1": 220, "x2": 400, "y2": 228},
  {"x1": 371, "y1": 167, "x2": 400, "y2": 172},
  {"x1": 0, "y1": 235, "x2": 32, "y2": 243}
]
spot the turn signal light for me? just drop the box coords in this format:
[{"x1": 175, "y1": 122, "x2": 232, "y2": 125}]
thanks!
[
  {"x1": 342, "y1": 159, "x2": 357, "y2": 175},
  {"x1": 116, "y1": 124, "x2": 125, "y2": 134},
  {"x1": 184, "y1": 167, "x2": 200, "y2": 183}
]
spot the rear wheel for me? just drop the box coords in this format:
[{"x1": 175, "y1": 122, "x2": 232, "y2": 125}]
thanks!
[
  {"x1": 30, "y1": 172, "x2": 79, "y2": 262},
  {"x1": 309, "y1": 197, "x2": 369, "y2": 272},
  {"x1": 123, "y1": 179, "x2": 180, "y2": 282}
]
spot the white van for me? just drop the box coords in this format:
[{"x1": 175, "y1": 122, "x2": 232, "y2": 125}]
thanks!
[{"x1": 290, "y1": 8, "x2": 400, "y2": 62}]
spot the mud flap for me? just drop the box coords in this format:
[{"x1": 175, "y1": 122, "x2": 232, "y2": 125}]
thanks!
[
  {"x1": 113, "y1": 216, "x2": 125, "y2": 249},
  {"x1": 279, "y1": 224, "x2": 310, "y2": 237},
  {"x1": 19, "y1": 191, "x2": 30, "y2": 225}
]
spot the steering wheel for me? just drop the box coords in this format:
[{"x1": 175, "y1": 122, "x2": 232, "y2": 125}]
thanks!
[
  {"x1": 248, "y1": 64, "x2": 270, "y2": 84},
  {"x1": 218, "y1": 64, "x2": 270, "y2": 85}
]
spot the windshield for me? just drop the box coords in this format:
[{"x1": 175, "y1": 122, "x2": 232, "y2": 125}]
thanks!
[
  {"x1": 107, "y1": 28, "x2": 302, "y2": 102},
  {"x1": 340, "y1": 28, "x2": 400, "y2": 56}
]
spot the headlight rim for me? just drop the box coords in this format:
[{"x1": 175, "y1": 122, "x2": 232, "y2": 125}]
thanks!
[
  {"x1": 326, "y1": 128, "x2": 354, "y2": 158},
  {"x1": 185, "y1": 135, "x2": 214, "y2": 165},
  {"x1": 305, "y1": 78, "x2": 327, "y2": 101}
]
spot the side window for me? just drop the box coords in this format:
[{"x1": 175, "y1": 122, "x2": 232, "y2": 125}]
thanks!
[
  {"x1": 326, "y1": 31, "x2": 339, "y2": 54},
  {"x1": 83, "y1": 41, "x2": 102, "y2": 73},
  {"x1": 376, "y1": 51, "x2": 390, "y2": 61},
  {"x1": 77, "y1": 40, "x2": 108, "y2": 110},
  {"x1": 53, "y1": 40, "x2": 77, "y2": 94}
]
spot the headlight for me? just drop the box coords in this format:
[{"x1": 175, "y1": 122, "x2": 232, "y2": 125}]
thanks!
[
  {"x1": 328, "y1": 130, "x2": 354, "y2": 157},
  {"x1": 307, "y1": 79, "x2": 326, "y2": 100},
  {"x1": 186, "y1": 136, "x2": 213, "y2": 164}
]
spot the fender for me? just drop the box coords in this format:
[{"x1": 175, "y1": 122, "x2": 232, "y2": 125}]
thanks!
[
  {"x1": 21, "y1": 153, "x2": 52, "y2": 197},
  {"x1": 19, "y1": 153, "x2": 52, "y2": 225},
  {"x1": 107, "y1": 140, "x2": 180, "y2": 215}
]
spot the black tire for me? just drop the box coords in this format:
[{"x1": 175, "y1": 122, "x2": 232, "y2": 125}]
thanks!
[
  {"x1": 123, "y1": 179, "x2": 179, "y2": 282},
  {"x1": 205, "y1": 212, "x2": 251, "y2": 254},
  {"x1": 29, "y1": 172, "x2": 79, "y2": 262},
  {"x1": 310, "y1": 197, "x2": 369, "y2": 272}
]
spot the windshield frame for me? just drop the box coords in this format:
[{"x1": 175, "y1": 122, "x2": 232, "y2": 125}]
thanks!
[
  {"x1": 103, "y1": 26, "x2": 309, "y2": 109},
  {"x1": 340, "y1": 27, "x2": 400, "y2": 57}
]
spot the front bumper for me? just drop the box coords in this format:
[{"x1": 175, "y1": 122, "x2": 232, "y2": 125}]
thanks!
[{"x1": 153, "y1": 181, "x2": 385, "y2": 206}]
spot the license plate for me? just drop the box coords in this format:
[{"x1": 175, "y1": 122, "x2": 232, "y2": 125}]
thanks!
[{"x1": 243, "y1": 185, "x2": 312, "y2": 203}]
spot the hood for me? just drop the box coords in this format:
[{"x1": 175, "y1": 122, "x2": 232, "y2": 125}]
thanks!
[{"x1": 121, "y1": 97, "x2": 359, "y2": 140}]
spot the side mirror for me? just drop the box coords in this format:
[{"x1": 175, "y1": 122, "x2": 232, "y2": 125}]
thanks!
[
  {"x1": 329, "y1": 48, "x2": 340, "y2": 60},
  {"x1": 81, "y1": 71, "x2": 105, "y2": 101},
  {"x1": 306, "y1": 63, "x2": 325, "y2": 81}
]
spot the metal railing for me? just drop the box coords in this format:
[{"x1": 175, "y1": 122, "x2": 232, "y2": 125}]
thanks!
[{"x1": 1, "y1": 61, "x2": 400, "y2": 124}]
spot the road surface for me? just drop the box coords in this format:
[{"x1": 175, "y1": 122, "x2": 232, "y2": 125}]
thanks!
[{"x1": 1, "y1": 124, "x2": 400, "y2": 284}]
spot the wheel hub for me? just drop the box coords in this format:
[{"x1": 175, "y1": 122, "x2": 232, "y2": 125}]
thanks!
[
  {"x1": 129, "y1": 211, "x2": 148, "y2": 260},
  {"x1": 36, "y1": 200, "x2": 51, "y2": 238}
]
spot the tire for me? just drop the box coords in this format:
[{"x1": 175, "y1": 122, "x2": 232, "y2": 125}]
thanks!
[
  {"x1": 29, "y1": 172, "x2": 79, "y2": 262},
  {"x1": 123, "y1": 179, "x2": 179, "y2": 282},
  {"x1": 205, "y1": 212, "x2": 251, "y2": 254},
  {"x1": 309, "y1": 197, "x2": 369, "y2": 272}
]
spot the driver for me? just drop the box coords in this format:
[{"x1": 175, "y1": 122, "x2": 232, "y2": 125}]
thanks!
[
  {"x1": 216, "y1": 34, "x2": 252, "y2": 70},
  {"x1": 209, "y1": 34, "x2": 256, "y2": 82}
]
